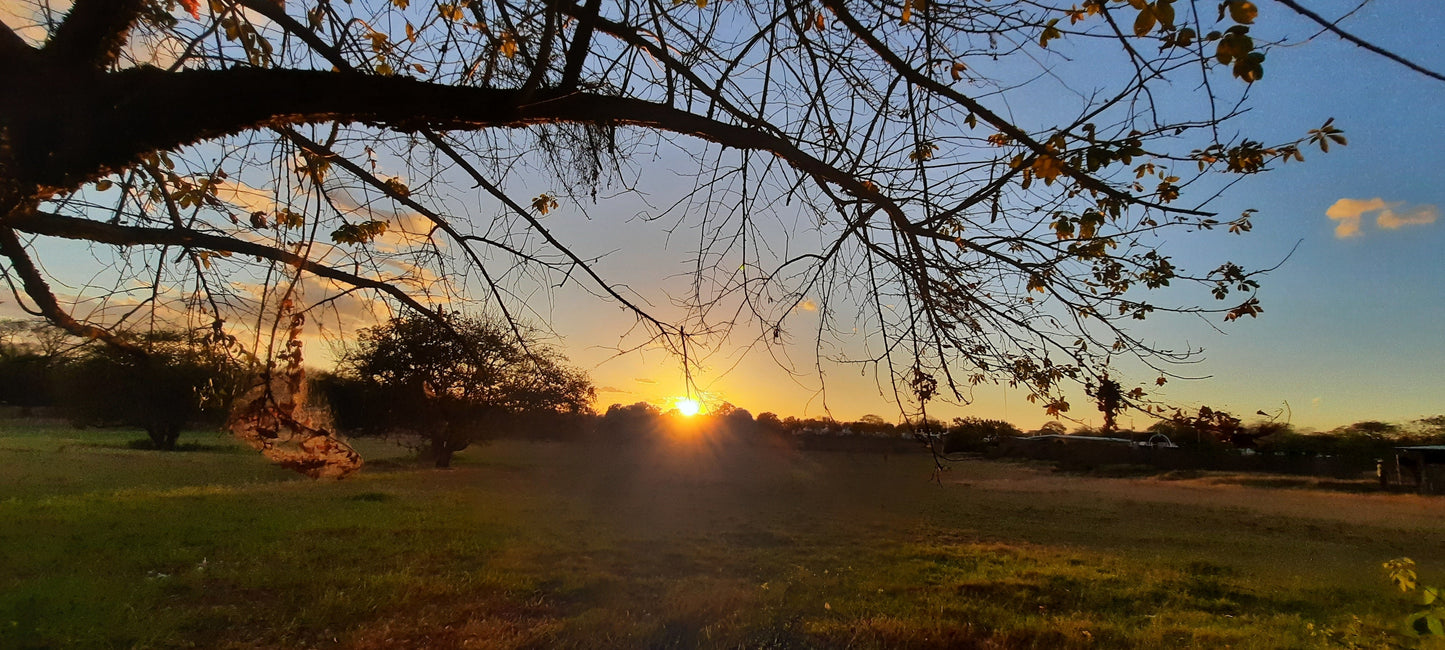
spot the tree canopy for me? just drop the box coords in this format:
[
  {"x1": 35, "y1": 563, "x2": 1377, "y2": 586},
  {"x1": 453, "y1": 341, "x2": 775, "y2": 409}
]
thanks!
[
  {"x1": 0, "y1": 0, "x2": 1407, "y2": 470},
  {"x1": 333, "y1": 312, "x2": 593, "y2": 466},
  {"x1": 57, "y1": 328, "x2": 246, "y2": 450}
]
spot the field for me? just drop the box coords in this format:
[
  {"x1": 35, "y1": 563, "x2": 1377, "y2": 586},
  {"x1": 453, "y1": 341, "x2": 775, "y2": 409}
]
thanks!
[{"x1": 3, "y1": 423, "x2": 1445, "y2": 649}]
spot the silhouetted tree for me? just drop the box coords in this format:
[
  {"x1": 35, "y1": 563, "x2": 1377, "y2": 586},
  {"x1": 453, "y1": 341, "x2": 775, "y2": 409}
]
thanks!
[
  {"x1": 0, "y1": 319, "x2": 72, "y2": 411},
  {"x1": 339, "y1": 313, "x2": 593, "y2": 467},
  {"x1": 1036, "y1": 421, "x2": 1069, "y2": 436},
  {"x1": 57, "y1": 330, "x2": 246, "y2": 449},
  {"x1": 943, "y1": 417, "x2": 1023, "y2": 454}
]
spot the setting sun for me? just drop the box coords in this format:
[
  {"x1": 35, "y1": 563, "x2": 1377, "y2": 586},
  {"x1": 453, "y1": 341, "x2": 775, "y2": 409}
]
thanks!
[{"x1": 674, "y1": 398, "x2": 701, "y2": 417}]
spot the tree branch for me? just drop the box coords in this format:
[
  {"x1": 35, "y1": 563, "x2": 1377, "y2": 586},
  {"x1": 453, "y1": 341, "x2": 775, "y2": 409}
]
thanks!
[
  {"x1": 8, "y1": 210, "x2": 443, "y2": 323},
  {"x1": 0, "y1": 18, "x2": 36, "y2": 63},
  {"x1": 0, "y1": 222, "x2": 143, "y2": 355},
  {"x1": 10, "y1": 67, "x2": 880, "y2": 206},
  {"x1": 1272, "y1": 0, "x2": 1445, "y2": 84},
  {"x1": 42, "y1": 0, "x2": 147, "y2": 71},
  {"x1": 560, "y1": 0, "x2": 602, "y2": 89}
]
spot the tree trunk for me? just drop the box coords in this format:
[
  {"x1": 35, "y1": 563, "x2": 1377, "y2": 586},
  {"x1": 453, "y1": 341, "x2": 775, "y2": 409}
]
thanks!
[{"x1": 146, "y1": 423, "x2": 179, "y2": 450}]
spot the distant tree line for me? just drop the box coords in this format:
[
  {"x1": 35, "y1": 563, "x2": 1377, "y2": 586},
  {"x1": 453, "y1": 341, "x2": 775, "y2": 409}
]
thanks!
[
  {"x1": 0, "y1": 319, "x2": 247, "y2": 450},
  {"x1": 3, "y1": 315, "x2": 1439, "y2": 470}
]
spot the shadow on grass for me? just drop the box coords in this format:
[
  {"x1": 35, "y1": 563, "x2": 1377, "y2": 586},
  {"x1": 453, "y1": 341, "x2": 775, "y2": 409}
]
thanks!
[
  {"x1": 1207, "y1": 476, "x2": 1382, "y2": 494},
  {"x1": 64, "y1": 439, "x2": 248, "y2": 454},
  {"x1": 1049, "y1": 463, "x2": 1384, "y2": 494}
]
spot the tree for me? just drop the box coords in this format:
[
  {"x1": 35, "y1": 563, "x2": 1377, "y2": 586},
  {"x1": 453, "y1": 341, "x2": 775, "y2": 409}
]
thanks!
[
  {"x1": 56, "y1": 329, "x2": 246, "y2": 449},
  {"x1": 943, "y1": 417, "x2": 1022, "y2": 454},
  {"x1": 0, "y1": 0, "x2": 1422, "y2": 471},
  {"x1": 0, "y1": 319, "x2": 72, "y2": 411},
  {"x1": 1036, "y1": 421, "x2": 1069, "y2": 436},
  {"x1": 338, "y1": 312, "x2": 593, "y2": 468}
]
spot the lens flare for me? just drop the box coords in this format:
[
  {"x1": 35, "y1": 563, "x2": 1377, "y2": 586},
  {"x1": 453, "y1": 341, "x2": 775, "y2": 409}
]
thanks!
[{"x1": 675, "y1": 398, "x2": 701, "y2": 417}]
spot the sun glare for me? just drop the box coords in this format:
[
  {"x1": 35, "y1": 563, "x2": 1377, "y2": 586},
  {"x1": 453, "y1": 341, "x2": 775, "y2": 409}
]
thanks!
[{"x1": 675, "y1": 398, "x2": 702, "y2": 417}]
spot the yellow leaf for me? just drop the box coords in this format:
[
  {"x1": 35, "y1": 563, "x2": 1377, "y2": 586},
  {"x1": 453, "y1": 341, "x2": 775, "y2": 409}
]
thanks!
[
  {"x1": 1229, "y1": 0, "x2": 1257, "y2": 25},
  {"x1": 1133, "y1": 5, "x2": 1156, "y2": 37},
  {"x1": 532, "y1": 193, "x2": 559, "y2": 215},
  {"x1": 384, "y1": 177, "x2": 411, "y2": 197}
]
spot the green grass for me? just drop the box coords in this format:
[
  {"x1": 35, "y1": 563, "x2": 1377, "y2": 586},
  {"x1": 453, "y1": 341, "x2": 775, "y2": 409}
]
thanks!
[{"x1": 2, "y1": 423, "x2": 1442, "y2": 648}]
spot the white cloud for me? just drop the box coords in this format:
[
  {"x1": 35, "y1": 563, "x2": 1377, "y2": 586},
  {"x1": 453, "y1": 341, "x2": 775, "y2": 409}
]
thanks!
[{"x1": 1326, "y1": 197, "x2": 1438, "y2": 238}]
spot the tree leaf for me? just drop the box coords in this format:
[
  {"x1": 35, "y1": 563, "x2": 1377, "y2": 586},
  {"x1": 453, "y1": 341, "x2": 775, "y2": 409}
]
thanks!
[
  {"x1": 1133, "y1": 5, "x2": 1156, "y2": 37},
  {"x1": 1039, "y1": 18, "x2": 1063, "y2": 47},
  {"x1": 331, "y1": 220, "x2": 390, "y2": 245},
  {"x1": 1228, "y1": 0, "x2": 1258, "y2": 25},
  {"x1": 532, "y1": 194, "x2": 559, "y2": 215}
]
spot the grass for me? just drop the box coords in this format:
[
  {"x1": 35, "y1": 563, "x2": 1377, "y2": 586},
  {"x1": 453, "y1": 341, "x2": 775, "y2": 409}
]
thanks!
[{"x1": 2, "y1": 422, "x2": 1444, "y2": 648}]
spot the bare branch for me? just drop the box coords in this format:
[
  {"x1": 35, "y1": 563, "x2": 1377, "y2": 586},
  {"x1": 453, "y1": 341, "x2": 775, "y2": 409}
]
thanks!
[
  {"x1": 42, "y1": 0, "x2": 147, "y2": 70},
  {"x1": 1272, "y1": 0, "x2": 1445, "y2": 83},
  {"x1": 8, "y1": 209, "x2": 443, "y2": 325}
]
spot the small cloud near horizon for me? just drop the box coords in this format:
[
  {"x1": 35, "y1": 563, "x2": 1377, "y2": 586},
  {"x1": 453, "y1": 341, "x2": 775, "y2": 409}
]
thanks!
[
  {"x1": 596, "y1": 385, "x2": 630, "y2": 394},
  {"x1": 633, "y1": 377, "x2": 656, "y2": 384},
  {"x1": 1326, "y1": 198, "x2": 1438, "y2": 238}
]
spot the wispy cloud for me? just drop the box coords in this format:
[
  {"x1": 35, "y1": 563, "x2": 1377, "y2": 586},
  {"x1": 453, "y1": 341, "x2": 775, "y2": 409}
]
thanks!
[
  {"x1": 1326, "y1": 198, "x2": 1438, "y2": 238},
  {"x1": 596, "y1": 386, "x2": 630, "y2": 394},
  {"x1": 795, "y1": 298, "x2": 818, "y2": 312},
  {"x1": 1377, "y1": 204, "x2": 1439, "y2": 230},
  {"x1": 633, "y1": 377, "x2": 656, "y2": 385}
]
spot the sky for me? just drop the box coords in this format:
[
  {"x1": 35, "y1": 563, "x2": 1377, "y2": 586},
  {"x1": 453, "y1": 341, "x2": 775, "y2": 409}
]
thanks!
[
  {"x1": 543, "y1": 2, "x2": 1445, "y2": 431},
  {"x1": 3, "y1": 1, "x2": 1443, "y2": 432}
]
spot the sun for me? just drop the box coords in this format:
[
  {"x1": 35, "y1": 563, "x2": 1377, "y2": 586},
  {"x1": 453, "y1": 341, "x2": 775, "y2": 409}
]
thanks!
[{"x1": 674, "y1": 397, "x2": 701, "y2": 417}]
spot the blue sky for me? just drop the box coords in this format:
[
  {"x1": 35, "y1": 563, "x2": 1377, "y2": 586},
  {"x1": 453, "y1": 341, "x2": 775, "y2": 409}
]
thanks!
[{"x1": 558, "y1": 2, "x2": 1445, "y2": 430}]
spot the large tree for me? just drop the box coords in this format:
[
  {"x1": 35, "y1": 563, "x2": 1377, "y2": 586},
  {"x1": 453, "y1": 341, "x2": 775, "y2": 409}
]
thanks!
[
  {"x1": 336, "y1": 312, "x2": 594, "y2": 467},
  {"x1": 0, "y1": 0, "x2": 1422, "y2": 472}
]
